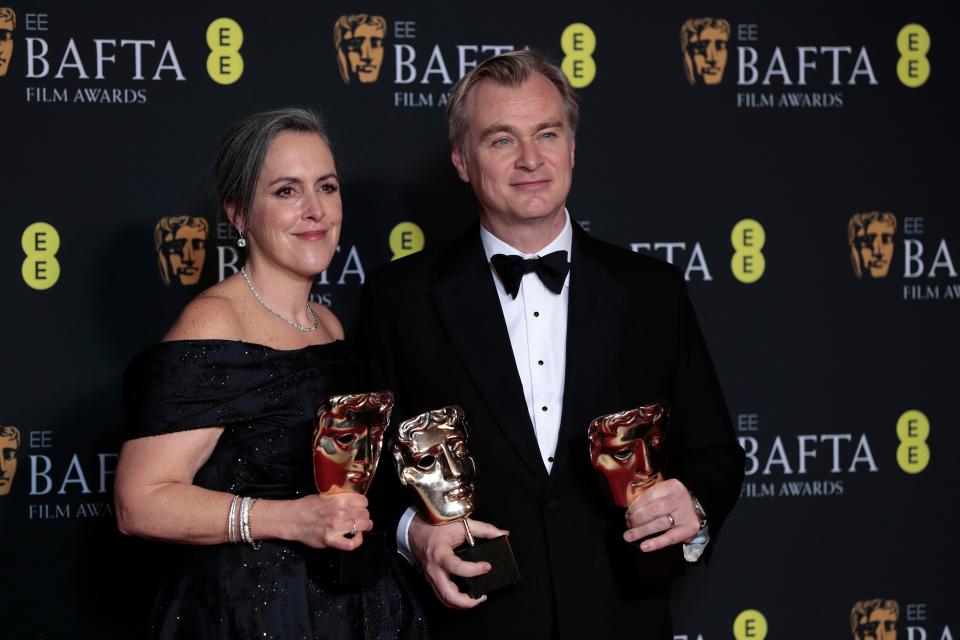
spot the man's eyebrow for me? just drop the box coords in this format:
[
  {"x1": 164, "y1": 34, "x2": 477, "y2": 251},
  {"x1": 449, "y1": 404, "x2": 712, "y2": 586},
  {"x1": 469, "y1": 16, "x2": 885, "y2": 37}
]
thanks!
[{"x1": 478, "y1": 120, "x2": 565, "y2": 140}]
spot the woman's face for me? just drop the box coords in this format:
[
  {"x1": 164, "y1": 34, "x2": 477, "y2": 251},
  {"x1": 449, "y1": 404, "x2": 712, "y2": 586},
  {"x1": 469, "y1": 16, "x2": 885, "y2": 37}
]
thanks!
[{"x1": 241, "y1": 131, "x2": 342, "y2": 277}]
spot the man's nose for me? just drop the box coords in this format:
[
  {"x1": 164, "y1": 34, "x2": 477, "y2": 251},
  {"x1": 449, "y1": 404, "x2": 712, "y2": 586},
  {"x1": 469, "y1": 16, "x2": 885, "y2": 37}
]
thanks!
[{"x1": 515, "y1": 139, "x2": 543, "y2": 171}]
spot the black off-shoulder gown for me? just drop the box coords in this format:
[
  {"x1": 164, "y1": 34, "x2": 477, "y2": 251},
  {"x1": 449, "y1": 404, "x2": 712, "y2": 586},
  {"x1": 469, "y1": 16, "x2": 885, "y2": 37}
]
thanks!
[{"x1": 123, "y1": 339, "x2": 427, "y2": 640}]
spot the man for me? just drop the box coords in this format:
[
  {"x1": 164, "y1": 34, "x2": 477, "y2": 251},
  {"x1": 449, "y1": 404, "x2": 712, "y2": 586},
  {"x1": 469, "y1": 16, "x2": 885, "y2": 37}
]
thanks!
[
  {"x1": 333, "y1": 14, "x2": 386, "y2": 84},
  {"x1": 154, "y1": 215, "x2": 208, "y2": 286},
  {"x1": 0, "y1": 7, "x2": 14, "y2": 77},
  {"x1": 848, "y1": 211, "x2": 897, "y2": 279},
  {"x1": 681, "y1": 18, "x2": 731, "y2": 86},
  {"x1": 358, "y1": 50, "x2": 744, "y2": 639},
  {"x1": 0, "y1": 425, "x2": 19, "y2": 496}
]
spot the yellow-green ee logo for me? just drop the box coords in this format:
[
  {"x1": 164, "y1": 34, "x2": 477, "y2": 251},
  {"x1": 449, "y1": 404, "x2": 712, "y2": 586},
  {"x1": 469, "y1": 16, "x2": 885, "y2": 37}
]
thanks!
[
  {"x1": 896, "y1": 409, "x2": 930, "y2": 473},
  {"x1": 733, "y1": 609, "x2": 768, "y2": 640},
  {"x1": 731, "y1": 218, "x2": 766, "y2": 284},
  {"x1": 561, "y1": 23, "x2": 596, "y2": 89},
  {"x1": 389, "y1": 222, "x2": 425, "y2": 261},
  {"x1": 896, "y1": 23, "x2": 930, "y2": 88},
  {"x1": 207, "y1": 18, "x2": 244, "y2": 85},
  {"x1": 22, "y1": 222, "x2": 61, "y2": 290}
]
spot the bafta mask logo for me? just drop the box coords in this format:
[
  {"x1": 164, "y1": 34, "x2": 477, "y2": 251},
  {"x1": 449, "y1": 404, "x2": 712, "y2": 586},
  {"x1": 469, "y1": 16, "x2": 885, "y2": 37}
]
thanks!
[
  {"x1": 0, "y1": 7, "x2": 15, "y2": 77},
  {"x1": 393, "y1": 406, "x2": 478, "y2": 523},
  {"x1": 334, "y1": 14, "x2": 386, "y2": 84},
  {"x1": 681, "y1": 18, "x2": 731, "y2": 86},
  {"x1": 154, "y1": 216, "x2": 208, "y2": 286},
  {"x1": 849, "y1": 212, "x2": 897, "y2": 279},
  {"x1": 0, "y1": 426, "x2": 20, "y2": 496},
  {"x1": 313, "y1": 391, "x2": 394, "y2": 495},
  {"x1": 588, "y1": 402, "x2": 668, "y2": 508},
  {"x1": 851, "y1": 599, "x2": 899, "y2": 640}
]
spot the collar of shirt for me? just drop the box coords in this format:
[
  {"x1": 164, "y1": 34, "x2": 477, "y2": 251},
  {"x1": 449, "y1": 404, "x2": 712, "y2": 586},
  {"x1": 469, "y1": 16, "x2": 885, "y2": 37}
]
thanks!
[{"x1": 480, "y1": 210, "x2": 573, "y2": 290}]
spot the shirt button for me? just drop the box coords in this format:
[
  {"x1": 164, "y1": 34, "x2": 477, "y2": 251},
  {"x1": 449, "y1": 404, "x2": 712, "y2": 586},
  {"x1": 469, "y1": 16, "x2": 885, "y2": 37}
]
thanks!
[
  {"x1": 541, "y1": 406, "x2": 548, "y2": 412},
  {"x1": 533, "y1": 311, "x2": 540, "y2": 318},
  {"x1": 538, "y1": 360, "x2": 544, "y2": 366},
  {"x1": 548, "y1": 456, "x2": 554, "y2": 463}
]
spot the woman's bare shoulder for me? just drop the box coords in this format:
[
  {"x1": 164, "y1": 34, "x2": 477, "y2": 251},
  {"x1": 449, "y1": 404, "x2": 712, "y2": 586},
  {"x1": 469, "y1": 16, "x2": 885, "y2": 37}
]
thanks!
[{"x1": 164, "y1": 279, "x2": 245, "y2": 342}]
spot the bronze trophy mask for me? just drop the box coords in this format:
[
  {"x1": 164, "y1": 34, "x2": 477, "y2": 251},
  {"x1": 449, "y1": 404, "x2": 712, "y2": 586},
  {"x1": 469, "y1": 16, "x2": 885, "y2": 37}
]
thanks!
[
  {"x1": 312, "y1": 390, "x2": 394, "y2": 585},
  {"x1": 587, "y1": 401, "x2": 669, "y2": 508},
  {"x1": 392, "y1": 406, "x2": 520, "y2": 598}
]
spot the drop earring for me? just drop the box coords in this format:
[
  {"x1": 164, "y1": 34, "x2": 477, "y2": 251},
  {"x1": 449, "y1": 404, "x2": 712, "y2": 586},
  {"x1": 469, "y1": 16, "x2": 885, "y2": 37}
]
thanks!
[{"x1": 237, "y1": 231, "x2": 247, "y2": 248}]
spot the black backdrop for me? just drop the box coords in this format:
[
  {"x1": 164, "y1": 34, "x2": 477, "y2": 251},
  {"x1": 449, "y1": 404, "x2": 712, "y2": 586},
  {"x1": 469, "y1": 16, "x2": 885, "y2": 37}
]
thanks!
[{"x1": 1, "y1": 2, "x2": 956, "y2": 638}]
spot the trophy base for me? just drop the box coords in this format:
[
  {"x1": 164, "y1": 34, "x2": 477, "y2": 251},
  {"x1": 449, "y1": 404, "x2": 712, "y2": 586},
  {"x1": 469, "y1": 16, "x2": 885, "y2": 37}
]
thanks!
[
  {"x1": 311, "y1": 531, "x2": 385, "y2": 587},
  {"x1": 453, "y1": 535, "x2": 521, "y2": 598}
]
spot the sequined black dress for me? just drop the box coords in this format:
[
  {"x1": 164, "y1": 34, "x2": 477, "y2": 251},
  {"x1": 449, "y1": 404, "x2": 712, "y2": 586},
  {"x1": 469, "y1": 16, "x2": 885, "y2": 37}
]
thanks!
[{"x1": 123, "y1": 340, "x2": 427, "y2": 640}]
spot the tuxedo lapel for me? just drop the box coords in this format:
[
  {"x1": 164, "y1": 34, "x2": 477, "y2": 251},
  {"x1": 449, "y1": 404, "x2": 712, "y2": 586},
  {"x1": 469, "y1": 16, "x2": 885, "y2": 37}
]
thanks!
[
  {"x1": 554, "y1": 225, "x2": 630, "y2": 481},
  {"x1": 430, "y1": 225, "x2": 549, "y2": 485}
]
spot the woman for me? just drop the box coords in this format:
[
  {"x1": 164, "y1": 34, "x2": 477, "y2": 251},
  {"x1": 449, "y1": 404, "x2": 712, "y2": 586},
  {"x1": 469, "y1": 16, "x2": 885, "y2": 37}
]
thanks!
[{"x1": 116, "y1": 108, "x2": 426, "y2": 639}]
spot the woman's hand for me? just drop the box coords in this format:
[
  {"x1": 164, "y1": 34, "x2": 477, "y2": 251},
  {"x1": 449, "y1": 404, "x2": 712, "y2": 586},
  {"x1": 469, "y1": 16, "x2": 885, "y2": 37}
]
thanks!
[{"x1": 261, "y1": 492, "x2": 373, "y2": 551}]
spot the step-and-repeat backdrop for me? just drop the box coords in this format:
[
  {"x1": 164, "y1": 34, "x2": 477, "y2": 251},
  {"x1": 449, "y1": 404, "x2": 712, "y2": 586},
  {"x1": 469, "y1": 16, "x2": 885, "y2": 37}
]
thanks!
[{"x1": 1, "y1": 2, "x2": 955, "y2": 638}]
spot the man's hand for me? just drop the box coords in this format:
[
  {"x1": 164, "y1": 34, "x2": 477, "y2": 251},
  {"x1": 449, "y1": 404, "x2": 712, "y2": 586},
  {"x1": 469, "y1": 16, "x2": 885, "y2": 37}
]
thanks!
[
  {"x1": 408, "y1": 514, "x2": 509, "y2": 609},
  {"x1": 623, "y1": 479, "x2": 700, "y2": 551}
]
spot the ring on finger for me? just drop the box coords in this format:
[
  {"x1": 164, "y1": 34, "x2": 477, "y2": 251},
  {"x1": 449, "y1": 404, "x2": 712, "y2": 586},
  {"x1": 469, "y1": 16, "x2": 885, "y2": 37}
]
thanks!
[
  {"x1": 344, "y1": 520, "x2": 358, "y2": 539},
  {"x1": 665, "y1": 513, "x2": 675, "y2": 528}
]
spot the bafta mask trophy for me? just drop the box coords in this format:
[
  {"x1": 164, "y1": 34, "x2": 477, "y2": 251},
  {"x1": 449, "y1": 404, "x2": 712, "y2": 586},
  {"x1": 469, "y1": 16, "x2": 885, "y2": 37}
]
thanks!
[
  {"x1": 393, "y1": 406, "x2": 520, "y2": 598},
  {"x1": 312, "y1": 391, "x2": 394, "y2": 585},
  {"x1": 588, "y1": 401, "x2": 669, "y2": 508}
]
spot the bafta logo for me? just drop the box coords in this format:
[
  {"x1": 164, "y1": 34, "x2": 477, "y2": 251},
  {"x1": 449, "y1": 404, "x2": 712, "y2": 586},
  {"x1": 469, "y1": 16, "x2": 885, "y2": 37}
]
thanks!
[
  {"x1": 0, "y1": 426, "x2": 19, "y2": 496},
  {"x1": 0, "y1": 7, "x2": 15, "y2": 77},
  {"x1": 334, "y1": 14, "x2": 386, "y2": 84},
  {"x1": 848, "y1": 212, "x2": 897, "y2": 279},
  {"x1": 155, "y1": 216, "x2": 208, "y2": 287},
  {"x1": 681, "y1": 18, "x2": 731, "y2": 86},
  {"x1": 851, "y1": 599, "x2": 899, "y2": 640}
]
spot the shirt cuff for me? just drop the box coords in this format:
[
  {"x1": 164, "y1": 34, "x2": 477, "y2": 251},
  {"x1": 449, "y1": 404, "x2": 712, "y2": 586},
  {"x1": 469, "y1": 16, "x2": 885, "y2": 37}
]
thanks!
[
  {"x1": 682, "y1": 525, "x2": 710, "y2": 563},
  {"x1": 396, "y1": 507, "x2": 418, "y2": 566}
]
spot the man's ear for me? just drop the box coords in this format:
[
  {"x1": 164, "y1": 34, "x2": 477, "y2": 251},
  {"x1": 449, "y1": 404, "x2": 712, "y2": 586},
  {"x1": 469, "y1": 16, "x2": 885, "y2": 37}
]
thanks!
[
  {"x1": 570, "y1": 139, "x2": 576, "y2": 169},
  {"x1": 451, "y1": 147, "x2": 471, "y2": 183}
]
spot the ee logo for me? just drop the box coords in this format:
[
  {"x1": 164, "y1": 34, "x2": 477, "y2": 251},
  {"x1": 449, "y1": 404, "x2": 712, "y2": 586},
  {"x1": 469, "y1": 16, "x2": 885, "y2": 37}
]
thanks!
[
  {"x1": 733, "y1": 609, "x2": 768, "y2": 640},
  {"x1": 731, "y1": 218, "x2": 766, "y2": 284},
  {"x1": 22, "y1": 222, "x2": 61, "y2": 290},
  {"x1": 561, "y1": 23, "x2": 596, "y2": 88},
  {"x1": 896, "y1": 23, "x2": 930, "y2": 88},
  {"x1": 207, "y1": 18, "x2": 244, "y2": 85},
  {"x1": 389, "y1": 222, "x2": 425, "y2": 261},
  {"x1": 896, "y1": 410, "x2": 930, "y2": 473}
]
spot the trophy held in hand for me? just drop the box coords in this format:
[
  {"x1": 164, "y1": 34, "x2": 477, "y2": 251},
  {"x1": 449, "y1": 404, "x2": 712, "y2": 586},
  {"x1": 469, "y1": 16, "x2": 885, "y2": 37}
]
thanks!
[
  {"x1": 393, "y1": 405, "x2": 520, "y2": 598},
  {"x1": 312, "y1": 391, "x2": 394, "y2": 586}
]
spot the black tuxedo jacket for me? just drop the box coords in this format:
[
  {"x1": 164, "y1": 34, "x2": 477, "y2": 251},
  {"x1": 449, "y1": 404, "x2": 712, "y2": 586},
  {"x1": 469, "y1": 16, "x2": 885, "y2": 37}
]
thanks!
[{"x1": 357, "y1": 222, "x2": 744, "y2": 640}]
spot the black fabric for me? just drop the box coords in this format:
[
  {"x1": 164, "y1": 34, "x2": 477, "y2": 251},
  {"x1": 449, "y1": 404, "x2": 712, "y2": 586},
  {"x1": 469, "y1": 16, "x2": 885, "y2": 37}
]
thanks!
[
  {"x1": 356, "y1": 222, "x2": 745, "y2": 640},
  {"x1": 123, "y1": 339, "x2": 429, "y2": 640},
  {"x1": 489, "y1": 250, "x2": 570, "y2": 297}
]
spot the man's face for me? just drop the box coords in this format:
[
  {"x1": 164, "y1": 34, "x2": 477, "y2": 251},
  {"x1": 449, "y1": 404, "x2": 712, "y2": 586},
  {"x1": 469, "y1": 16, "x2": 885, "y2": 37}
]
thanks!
[
  {"x1": 856, "y1": 219, "x2": 896, "y2": 278},
  {"x1": 854, "y1": 607, "x2": 897, "y2": 640},
  {"x1": 0, "y1": 11, "x2": 14, "y2": 77},
  {"x1": 394, "y1": 417, "x2": 477, "y2": 523},
  {"x1": 589, "y1": 410, "x2": 667, "y2": 508},
  {"x1": 452, "y1": 73, "x2": 575, "y2": 231},
  {"x1": 313, "y1": 393, "x2": 391, "y2": 495},
  {"x1": 338, "y1": 22, "x2": 385, "y2": 83},
  {"x1": 686, "y1": 26, "x2": 729, "y2": 85},
  {"x1": 160, "y1": 223, "x2": 206, "y2": 285},
  {"x1": 0, "y1": 428, "x2": 19, "y2": 496}
]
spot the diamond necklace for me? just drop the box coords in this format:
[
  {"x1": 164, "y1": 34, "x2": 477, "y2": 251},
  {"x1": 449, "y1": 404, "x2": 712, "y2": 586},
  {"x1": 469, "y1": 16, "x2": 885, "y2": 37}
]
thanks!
[{"x1": 240, "y1": 267, "x2": 319, "y2": 333}]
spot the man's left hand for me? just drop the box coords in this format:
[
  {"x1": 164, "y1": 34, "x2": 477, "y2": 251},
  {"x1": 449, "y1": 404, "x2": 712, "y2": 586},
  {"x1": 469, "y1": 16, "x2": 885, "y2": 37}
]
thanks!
[{"x1": 623, "y1": 478, "x2": 700, "y2": 552}]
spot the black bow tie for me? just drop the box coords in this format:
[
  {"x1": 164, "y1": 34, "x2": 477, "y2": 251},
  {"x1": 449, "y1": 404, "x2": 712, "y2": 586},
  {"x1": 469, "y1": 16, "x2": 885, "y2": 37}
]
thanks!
[{"x1": 490, "y1": 250, "x2": 570, "y2": 298}]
